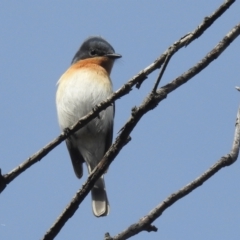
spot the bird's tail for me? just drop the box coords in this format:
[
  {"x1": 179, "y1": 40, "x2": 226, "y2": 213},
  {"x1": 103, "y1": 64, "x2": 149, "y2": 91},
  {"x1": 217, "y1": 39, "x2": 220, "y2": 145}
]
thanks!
[{"x1": 91, "y1": 175, "x2": 110, "y2": 217}]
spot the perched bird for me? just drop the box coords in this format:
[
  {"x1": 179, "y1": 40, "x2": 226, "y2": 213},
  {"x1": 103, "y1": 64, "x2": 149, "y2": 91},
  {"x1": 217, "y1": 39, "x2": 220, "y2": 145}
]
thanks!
[{"x1": 56, "y1": 36, "x2": 121, "y2": 217}]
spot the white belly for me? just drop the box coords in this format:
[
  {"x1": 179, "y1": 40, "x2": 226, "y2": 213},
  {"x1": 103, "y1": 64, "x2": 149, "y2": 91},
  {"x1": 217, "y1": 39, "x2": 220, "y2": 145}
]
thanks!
[{"x1": 56, "y1": 68, "x2": 114, "y2": 136}]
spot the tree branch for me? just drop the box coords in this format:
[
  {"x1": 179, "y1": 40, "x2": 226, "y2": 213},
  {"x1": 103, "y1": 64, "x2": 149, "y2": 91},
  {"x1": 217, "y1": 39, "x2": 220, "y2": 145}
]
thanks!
[
  {"x1": 0, "y1": 0, "x2": 235, "y2": 194},
  {"x1": 41, "y1": 23, "x2": 240, "y2": 240},
  {"x1": 109, "y1": 106, "x2": 240, "y2": 240},
  {"x1": 152, "y1": 52, "x2": 172, "y2": 93}
]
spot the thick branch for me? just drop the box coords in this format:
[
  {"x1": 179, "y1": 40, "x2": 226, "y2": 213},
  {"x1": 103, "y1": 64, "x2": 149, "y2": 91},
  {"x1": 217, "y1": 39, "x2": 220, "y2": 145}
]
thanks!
[
  {"x1": 110, "y1": 106, "x2": 240, "y2": 240},
  {"x1": 0, "y1": 0, "x2": 235, "y2": 194},
  {"x1": 42, "y1": 23, "x2": 240, "y2": 240}
]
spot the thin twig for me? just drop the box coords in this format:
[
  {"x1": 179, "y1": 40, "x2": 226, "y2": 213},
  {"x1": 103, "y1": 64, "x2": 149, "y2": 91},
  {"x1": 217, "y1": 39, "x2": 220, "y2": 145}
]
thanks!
[
  {"x1": 110, "y1": 106, "x2": 240, "y2": 240},
  {"x1": 152, "y1": 52, "x2": 172, "y2": 93},
  {"x1": 42, "y1": 23, "x2": 240, "y2": 240},
  {"x1": 136, "y1": 0, "x2": 236, "y2": 88}
]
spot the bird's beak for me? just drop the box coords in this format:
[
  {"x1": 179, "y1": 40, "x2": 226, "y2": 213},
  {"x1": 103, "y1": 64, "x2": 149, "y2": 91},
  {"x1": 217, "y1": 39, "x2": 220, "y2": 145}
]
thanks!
[{"x1": 105, "y1": 53, "x2": 122, "y2": 59}]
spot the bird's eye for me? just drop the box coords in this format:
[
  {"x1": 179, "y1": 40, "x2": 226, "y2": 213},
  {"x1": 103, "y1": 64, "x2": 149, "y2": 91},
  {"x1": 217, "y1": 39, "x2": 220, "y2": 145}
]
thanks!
[{"x1": 89, "y1": 49, "x2": 97, "y2": 56}]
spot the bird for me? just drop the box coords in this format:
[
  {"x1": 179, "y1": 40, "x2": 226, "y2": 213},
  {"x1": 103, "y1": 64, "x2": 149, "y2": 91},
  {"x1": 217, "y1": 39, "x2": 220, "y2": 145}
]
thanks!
[{"x1": 56, "y1": 36, "x2": 121, "y2": 217}]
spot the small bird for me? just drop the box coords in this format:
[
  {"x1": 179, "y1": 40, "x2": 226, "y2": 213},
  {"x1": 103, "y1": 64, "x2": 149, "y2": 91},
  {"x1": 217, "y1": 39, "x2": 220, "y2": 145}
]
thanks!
[{"x1": 56, "y1": 36, "x2": 121, "y2": 217}]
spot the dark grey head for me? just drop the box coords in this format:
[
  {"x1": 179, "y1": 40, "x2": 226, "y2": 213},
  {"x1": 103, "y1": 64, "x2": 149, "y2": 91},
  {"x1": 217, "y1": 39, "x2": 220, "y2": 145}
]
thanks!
[{"x1": 71, "y1": 36, "x2": 121, "y2": 64}]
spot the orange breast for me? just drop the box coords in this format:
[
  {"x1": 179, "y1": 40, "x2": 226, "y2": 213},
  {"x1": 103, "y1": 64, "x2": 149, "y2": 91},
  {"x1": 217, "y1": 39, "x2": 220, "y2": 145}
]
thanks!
[
  {"x1": 56, "y1": 57, "x2": 113, "y2": 103},
  {"x1": 71, "y1": 56, "x2": 114, "y2": 75}
]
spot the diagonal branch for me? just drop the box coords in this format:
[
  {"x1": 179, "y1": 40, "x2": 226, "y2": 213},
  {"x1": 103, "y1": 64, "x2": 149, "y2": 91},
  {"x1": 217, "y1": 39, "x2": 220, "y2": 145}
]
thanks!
[
  {"x1": 183, "y1": 0, "x2": 236, "y2": 47},
  {"x1": 41, "y1": 23, "x2": 240, "y2": 240},
  {"x1": 136, "y1": 0, "x2": 236, "y2": 88},
  {"x1": 0, "y1": 0, "x2": 235, "y2": 194},
  {"x1": 152, "y1": 52, "x2": 172, "y2": 92},
  {"x1": 110, "y1": 106, "x2": 240, "y2": 240}
]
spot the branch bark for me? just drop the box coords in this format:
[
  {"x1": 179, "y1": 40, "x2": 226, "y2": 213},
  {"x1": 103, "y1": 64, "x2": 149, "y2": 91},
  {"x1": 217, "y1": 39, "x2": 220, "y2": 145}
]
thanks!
[
  {"x1": 0, "y1": 0, "x2": 235, "y2": 194},
  {"x1": 109, "y1": 106, "x2": 240, "y2": 240},
  {"x1": 42, "y1": 22, "x2": 240, "y2": 240}
]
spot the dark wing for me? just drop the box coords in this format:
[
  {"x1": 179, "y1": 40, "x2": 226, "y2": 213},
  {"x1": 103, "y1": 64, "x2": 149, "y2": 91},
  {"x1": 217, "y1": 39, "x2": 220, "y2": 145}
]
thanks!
[
  {"x1": 66, "y1": 137, "x2": 85, "y2": 178},
  {"x1": 104, "y1": 103, "x2": 115, "y2": 154}
]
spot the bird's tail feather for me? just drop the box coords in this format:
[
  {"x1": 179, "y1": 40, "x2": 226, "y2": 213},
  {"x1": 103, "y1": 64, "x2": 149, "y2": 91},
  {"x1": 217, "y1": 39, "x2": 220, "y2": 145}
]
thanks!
[{"x1": 91, "y1": 176, "x2": 110, "y2": 217}]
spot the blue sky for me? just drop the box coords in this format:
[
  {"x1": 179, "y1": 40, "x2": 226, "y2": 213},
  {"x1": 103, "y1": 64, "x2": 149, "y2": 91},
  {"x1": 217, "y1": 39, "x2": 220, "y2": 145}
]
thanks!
[{"x1": 0, "y1": 1, "x2": 240, "y2": 239}]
